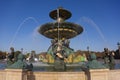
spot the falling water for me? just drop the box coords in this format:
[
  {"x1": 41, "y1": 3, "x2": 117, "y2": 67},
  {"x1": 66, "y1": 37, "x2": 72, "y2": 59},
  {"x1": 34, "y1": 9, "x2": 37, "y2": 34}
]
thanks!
[
  {"x1": 8, "y1": 17, "x2": 39, "y2": 50},
  {"x1": 76, "y1": 16, "x2": 108, "y2": 50}
]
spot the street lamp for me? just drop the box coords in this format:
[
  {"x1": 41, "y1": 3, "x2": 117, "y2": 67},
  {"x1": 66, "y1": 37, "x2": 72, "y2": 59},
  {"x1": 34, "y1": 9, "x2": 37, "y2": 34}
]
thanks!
[
  {"x1": 87, "y1": 46, "x2": 89, "y2": 53},
  {"x1": 117, "y1": 42, "x2": 120, "y2": 48}
]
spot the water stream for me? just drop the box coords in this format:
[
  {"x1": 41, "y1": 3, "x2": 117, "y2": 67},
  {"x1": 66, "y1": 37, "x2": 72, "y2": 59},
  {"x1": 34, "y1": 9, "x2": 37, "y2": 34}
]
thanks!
[
  {"x1": 76, "y1": 16, "x2": 109, "y2": 50},
  {"x1": 8, "y1": 17, "x2": 39, "y2": 50}
]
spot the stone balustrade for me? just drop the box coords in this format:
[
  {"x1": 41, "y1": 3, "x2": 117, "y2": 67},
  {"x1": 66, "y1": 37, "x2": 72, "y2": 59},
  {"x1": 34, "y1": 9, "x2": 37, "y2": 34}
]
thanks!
[{"x1": 0, "y1": 69, "x2": 120, "y2": 80}]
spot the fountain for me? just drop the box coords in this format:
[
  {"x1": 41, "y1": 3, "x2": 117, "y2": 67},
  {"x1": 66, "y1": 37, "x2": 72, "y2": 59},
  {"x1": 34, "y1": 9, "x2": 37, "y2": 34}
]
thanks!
[
  {"x1": 38, "y1": 7, "x2": 83, "y2": 71},
  {"x1": 0, "y1": 7, "x2": 119, "y2": 80}
]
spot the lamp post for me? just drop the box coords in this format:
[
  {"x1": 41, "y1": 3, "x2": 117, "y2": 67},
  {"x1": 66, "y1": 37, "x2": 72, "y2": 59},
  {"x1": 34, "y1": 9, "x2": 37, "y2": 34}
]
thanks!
[
  {"x1": 87, "y1": 46, "x2": 89, "y2": 54},
  {"x1": 117, "y1": 42, "x2": 120, "y2": 49},
  {"x1": 21, "y1": 48, "x2": 23, "y2": 54},
  {"x1": 87, "y1": 46, "x2": 90, "y2": 60},
  {"x1": 117, "y1": 42, "x2": 120, "y2": 55}
]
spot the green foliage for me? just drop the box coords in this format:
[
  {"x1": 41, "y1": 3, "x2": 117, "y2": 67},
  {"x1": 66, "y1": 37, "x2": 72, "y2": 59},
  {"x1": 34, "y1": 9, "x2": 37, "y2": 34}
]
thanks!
[{"x1": 0, "y1": 51, "x2": 6, "y2": 59}]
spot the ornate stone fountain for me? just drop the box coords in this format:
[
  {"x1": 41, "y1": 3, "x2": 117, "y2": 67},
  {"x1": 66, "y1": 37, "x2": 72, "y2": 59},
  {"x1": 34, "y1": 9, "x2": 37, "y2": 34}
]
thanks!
[{"x1": 38, "y1": 7, "x2": 83, "y2": 70}]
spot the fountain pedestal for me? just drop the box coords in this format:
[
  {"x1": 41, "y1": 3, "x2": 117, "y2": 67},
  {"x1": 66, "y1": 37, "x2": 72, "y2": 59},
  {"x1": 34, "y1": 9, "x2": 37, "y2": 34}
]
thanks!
[
  {"x1": 38, "y1": 7, "x2": 83, "y2": 70},
  {"x1": 54, "y1": 59, "x2": 66, "y2": 71}
]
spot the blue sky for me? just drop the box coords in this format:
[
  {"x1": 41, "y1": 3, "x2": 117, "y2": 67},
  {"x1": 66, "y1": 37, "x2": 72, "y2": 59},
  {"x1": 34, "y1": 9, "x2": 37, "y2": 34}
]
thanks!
[{"x1": 0, "y1": 0, "x2": 120, "y2": 53}]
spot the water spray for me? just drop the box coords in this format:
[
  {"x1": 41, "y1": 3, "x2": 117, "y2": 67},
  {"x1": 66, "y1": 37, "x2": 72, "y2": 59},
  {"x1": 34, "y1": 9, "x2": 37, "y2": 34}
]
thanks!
[
  {"x1": 8, "y1": 17, "x2": 39, "y2": 51},
  {"x1": 78, "y1": 16, "x2": 109, "y2": 49}
]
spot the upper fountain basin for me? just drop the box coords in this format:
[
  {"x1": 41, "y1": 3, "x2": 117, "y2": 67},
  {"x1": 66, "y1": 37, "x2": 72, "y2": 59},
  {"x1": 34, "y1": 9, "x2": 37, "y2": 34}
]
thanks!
[{"x1": 38, "y1": 22, "x2": 83, "y2": 39}]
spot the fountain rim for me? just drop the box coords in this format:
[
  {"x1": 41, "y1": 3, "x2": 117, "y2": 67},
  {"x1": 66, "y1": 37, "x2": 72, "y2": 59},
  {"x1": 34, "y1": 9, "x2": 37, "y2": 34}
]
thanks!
[{"x1": 38, "y1": 22, "x2": 83, "y2": 39}]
